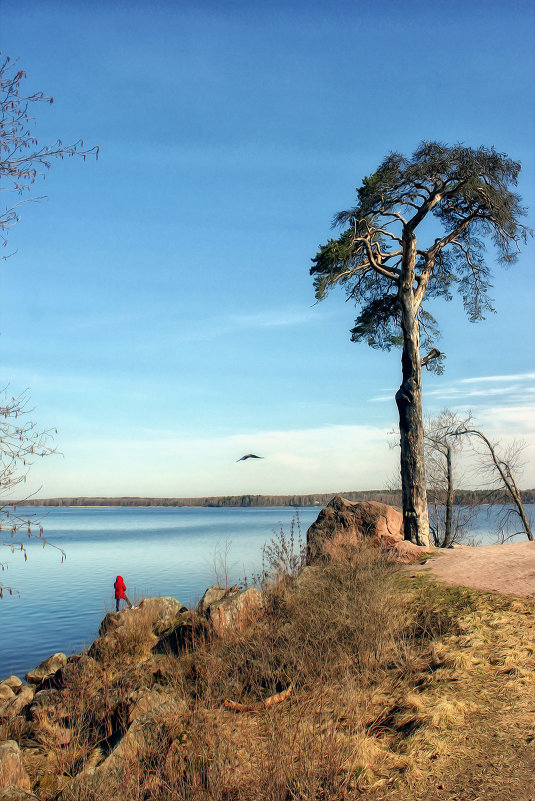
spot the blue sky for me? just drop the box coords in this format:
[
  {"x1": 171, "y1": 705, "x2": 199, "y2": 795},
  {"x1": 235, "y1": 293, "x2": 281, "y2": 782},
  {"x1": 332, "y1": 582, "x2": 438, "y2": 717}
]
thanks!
[{"x1": 2, "y1": 0, "x2": 534, "y2": 496}]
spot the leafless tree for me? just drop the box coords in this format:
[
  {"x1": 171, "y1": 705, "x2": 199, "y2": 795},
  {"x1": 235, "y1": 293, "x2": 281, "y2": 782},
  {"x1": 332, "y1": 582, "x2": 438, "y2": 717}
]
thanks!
[
  {"x1": 1, "y1": 388, "x2": 66, "y2": 597},
  {"x1": 424, "y1": 410, "x2": 476, "y2": 547},
  {"x1": 1, "y1": 52, "x2": 98, "y2": 256},
  {"x1": 453, "y1": 422, "x2": 533, "y2": 542}
]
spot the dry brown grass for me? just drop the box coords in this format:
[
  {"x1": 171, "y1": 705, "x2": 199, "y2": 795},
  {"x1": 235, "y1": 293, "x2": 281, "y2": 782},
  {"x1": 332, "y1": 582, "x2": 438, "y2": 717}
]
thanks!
[{"x1": 11, "y1": 536, "x2": 535, "y2": 800}]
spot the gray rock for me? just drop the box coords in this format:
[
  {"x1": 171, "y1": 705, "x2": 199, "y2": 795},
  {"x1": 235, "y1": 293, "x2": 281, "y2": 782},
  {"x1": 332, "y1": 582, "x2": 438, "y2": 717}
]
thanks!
[
  {"x1": 100, "y1": 695, "x2": 186, "y2": 770},
  {"x1": 196, "y1": 585, "x2": 229, "y2": 615},
  {"x1": 0, "y1": 740, "x2": 31, "y2": 791},
  {"x1": 25, "y1": 653, "x2": 67, "y2": 685},
  {"x1": 30, "y1": 688, "x2": 65, "y2": 723}
]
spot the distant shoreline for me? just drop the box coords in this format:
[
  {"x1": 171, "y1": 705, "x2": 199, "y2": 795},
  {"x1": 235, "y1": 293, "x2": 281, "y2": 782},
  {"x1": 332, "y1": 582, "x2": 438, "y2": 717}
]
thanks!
[{"x1": 12, "y1": 488, "x2": 535, "y2": 508}]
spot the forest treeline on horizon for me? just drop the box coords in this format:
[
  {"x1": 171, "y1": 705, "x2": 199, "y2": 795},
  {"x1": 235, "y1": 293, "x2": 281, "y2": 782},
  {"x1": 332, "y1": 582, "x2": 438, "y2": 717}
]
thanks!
[{"x1": 17, "y1": 488, "x2": 535, "y2": 508}]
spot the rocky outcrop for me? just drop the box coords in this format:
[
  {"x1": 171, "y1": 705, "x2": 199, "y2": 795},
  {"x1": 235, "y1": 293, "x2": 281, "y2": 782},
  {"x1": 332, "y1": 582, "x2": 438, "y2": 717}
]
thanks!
[
  {"x1": 0, "y1": 740, "x2": 31, "y2": 791},
  {"x1": 57, "y1": 694, "x2": 185, "y2": 801},
  {"x1": 1, "y1": 588, "x2": 261, "y2": 797},
  {"x1": 306, "y1": 495, "x2": 404, "y2": 562}
]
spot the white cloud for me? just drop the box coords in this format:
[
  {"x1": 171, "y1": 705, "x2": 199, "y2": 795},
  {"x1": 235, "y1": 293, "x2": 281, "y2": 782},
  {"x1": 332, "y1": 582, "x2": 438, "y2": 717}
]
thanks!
[{"x1": 460, "y1": 372, "x2": 535, "y2": 384}]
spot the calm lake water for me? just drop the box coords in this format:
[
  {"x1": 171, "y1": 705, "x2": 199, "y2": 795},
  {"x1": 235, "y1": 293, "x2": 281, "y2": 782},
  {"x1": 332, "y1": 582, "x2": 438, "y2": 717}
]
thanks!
[{"x1": 1, "y1": 504, "x2": 532, "y2": 680}]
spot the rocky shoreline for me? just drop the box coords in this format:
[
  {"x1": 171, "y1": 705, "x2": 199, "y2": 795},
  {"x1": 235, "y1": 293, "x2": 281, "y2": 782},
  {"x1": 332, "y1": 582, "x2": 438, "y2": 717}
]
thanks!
[
  {"x1": 0, "y1": 584, "x2": 263, "y2": 799},
  {"x1": 0, "y1": 498, "x2": 440, "y2": 799}
]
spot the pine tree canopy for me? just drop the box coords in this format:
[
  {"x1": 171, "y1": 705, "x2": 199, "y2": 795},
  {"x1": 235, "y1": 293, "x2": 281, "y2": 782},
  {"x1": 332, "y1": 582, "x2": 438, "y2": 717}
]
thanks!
[{"x1": 310, "y1": 142, "x2": 531, "y2": 361}]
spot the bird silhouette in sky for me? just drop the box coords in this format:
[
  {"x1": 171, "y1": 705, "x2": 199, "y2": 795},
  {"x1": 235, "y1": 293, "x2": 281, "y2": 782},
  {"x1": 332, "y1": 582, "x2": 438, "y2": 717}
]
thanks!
[{"x1": 236, "y1": 454, "x2": 264, "y2": 462}]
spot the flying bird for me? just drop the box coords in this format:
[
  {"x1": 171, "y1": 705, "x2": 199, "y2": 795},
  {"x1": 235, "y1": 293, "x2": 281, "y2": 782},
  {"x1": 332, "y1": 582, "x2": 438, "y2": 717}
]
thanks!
[{"x1": 237, "y1": 454, "x2": 264, "y2": 462}]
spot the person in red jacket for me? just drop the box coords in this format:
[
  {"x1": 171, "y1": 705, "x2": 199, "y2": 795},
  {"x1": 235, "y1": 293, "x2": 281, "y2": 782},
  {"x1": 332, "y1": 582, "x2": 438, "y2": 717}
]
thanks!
[{"x1": 114, "y1": 575, "x2": 133, "y2": 612}]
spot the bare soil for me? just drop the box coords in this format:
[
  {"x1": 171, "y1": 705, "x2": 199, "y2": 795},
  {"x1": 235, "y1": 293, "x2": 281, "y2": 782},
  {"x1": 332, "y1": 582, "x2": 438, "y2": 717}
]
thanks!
[{"x1": 411, "y1": 541, "x2": 535, "y2": 598}]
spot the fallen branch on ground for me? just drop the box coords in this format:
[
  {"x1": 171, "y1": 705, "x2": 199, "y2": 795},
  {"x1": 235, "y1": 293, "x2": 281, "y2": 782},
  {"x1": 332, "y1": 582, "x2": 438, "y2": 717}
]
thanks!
[{"x1": 224, "y1": 684, "x2": 293, "y2": 713}]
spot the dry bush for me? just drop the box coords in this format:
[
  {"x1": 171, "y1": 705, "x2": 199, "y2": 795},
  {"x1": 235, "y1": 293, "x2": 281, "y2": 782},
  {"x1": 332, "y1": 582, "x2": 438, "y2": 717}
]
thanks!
[
  {"x1": 143, "y1": 539, "x2": 409, "y2": 799},
  {"x1": 196, "y1": 539, "x2": 405, "y2": 706},
  {"x1": 0, "y1": 709, "x2": 31, "y2": 743}
]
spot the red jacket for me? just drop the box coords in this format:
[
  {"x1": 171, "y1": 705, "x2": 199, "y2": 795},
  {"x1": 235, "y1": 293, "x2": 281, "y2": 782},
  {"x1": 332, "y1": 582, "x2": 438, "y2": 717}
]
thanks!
[{"x1": 114, "y1": 576, "x2": 126, "y2": 600}]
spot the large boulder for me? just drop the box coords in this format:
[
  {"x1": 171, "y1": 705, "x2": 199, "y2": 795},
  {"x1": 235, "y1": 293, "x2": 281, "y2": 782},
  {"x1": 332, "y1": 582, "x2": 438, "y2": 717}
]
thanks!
[
  {"x1": 196, "y1": 585, "x2": 263, "y2": 638},
  {"x1": 0, "y1": 740, "x2": 31, "y2": 791},
  {"x1": 25, "y1": 653, "x2": 67, "y2": 686},
  {"x1": 99, "y1": 598, "x2": 187, "y2": 639},
  {"x1": 100, "y1": 694, "x2": 185, "y2": 768},
  {"x1": 30, "y1": 688, "x2": 66, "y2": 723},
  {"x1": 306, "y1": 496, "x2": 404, "y2": 562}
]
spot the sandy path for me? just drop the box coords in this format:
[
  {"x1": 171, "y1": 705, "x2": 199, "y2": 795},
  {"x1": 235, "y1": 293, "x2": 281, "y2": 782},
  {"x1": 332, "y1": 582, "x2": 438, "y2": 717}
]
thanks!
[{"x1": 412, "y1": 541, "x2": 535, "y2": 598}]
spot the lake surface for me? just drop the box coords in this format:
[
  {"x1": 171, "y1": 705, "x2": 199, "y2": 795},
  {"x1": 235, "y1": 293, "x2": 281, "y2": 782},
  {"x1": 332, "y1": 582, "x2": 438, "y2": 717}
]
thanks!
[{"x1": 1, "y1": 504, "x2": 532, "y2": 680}]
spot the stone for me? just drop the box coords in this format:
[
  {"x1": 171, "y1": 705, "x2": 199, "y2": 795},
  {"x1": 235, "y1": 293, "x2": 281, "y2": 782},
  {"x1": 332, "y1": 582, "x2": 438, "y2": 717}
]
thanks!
[
  {"x1": 208, "y1": 587, "x2": 263, "y2": 637},
  {"x1": 0, "y1": 740, "x2": 31, "y2": 791},
  {"x1": 56, "y1": 694, "x2": 186, "y2": 800},
  {"x1": 25, "y1": 653, "x2": 67, "y2": 685},
  {"x1": 306, "y1": 496, "x2": 404, "y2": 562},
  {"x1": 101, "y1": 695, "x2": 185, "y2": 769},
  {"x1": 1, "y1": 677, "x2": 22, "y2": 692},
  {"x1": 127, "y1": 688, "x2": 171, "y2": 724},
  {"x1": 0, "y1": 788, "x2": 38, "y2": 801},
  {"x1": 389, "y1": 539, "x2": 432, "y2": 564},
  {"x1": 98, "y1": 611, "x2": 123, "y2": 637},
  {"x1": 196, "y1": 585, "x2": 231, "y2": 615},
  {"x1": 2, "y1": 685, "x2": 34, "y2": 717},
  {"x1": 53, "y1": 654, "x2": 101, "y2": 691},
  {"x1": 138, "y1": 597, "x2": 188, "y2": 634},
  {"x1": 0, "y1": 686, "x2": 15, "y2": 706},
  {"x1": 153, "y1": 611, "x2": 207, "y2": 655},
  {"x1": 93, "y1": 598, "x2": 188, "y2": 662}
]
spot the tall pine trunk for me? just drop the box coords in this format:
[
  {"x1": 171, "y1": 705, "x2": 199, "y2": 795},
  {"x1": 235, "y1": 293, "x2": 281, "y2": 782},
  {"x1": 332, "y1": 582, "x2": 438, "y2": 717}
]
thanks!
[{"x1": 395, "y1": 231, "x2": 431, "y2": 547}]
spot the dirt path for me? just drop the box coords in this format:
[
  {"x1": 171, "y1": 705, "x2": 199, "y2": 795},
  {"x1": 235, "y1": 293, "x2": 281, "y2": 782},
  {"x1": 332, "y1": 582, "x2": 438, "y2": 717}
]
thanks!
[{"x1": 412, "y1": 541, "x2": 535, "y2": 598}]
